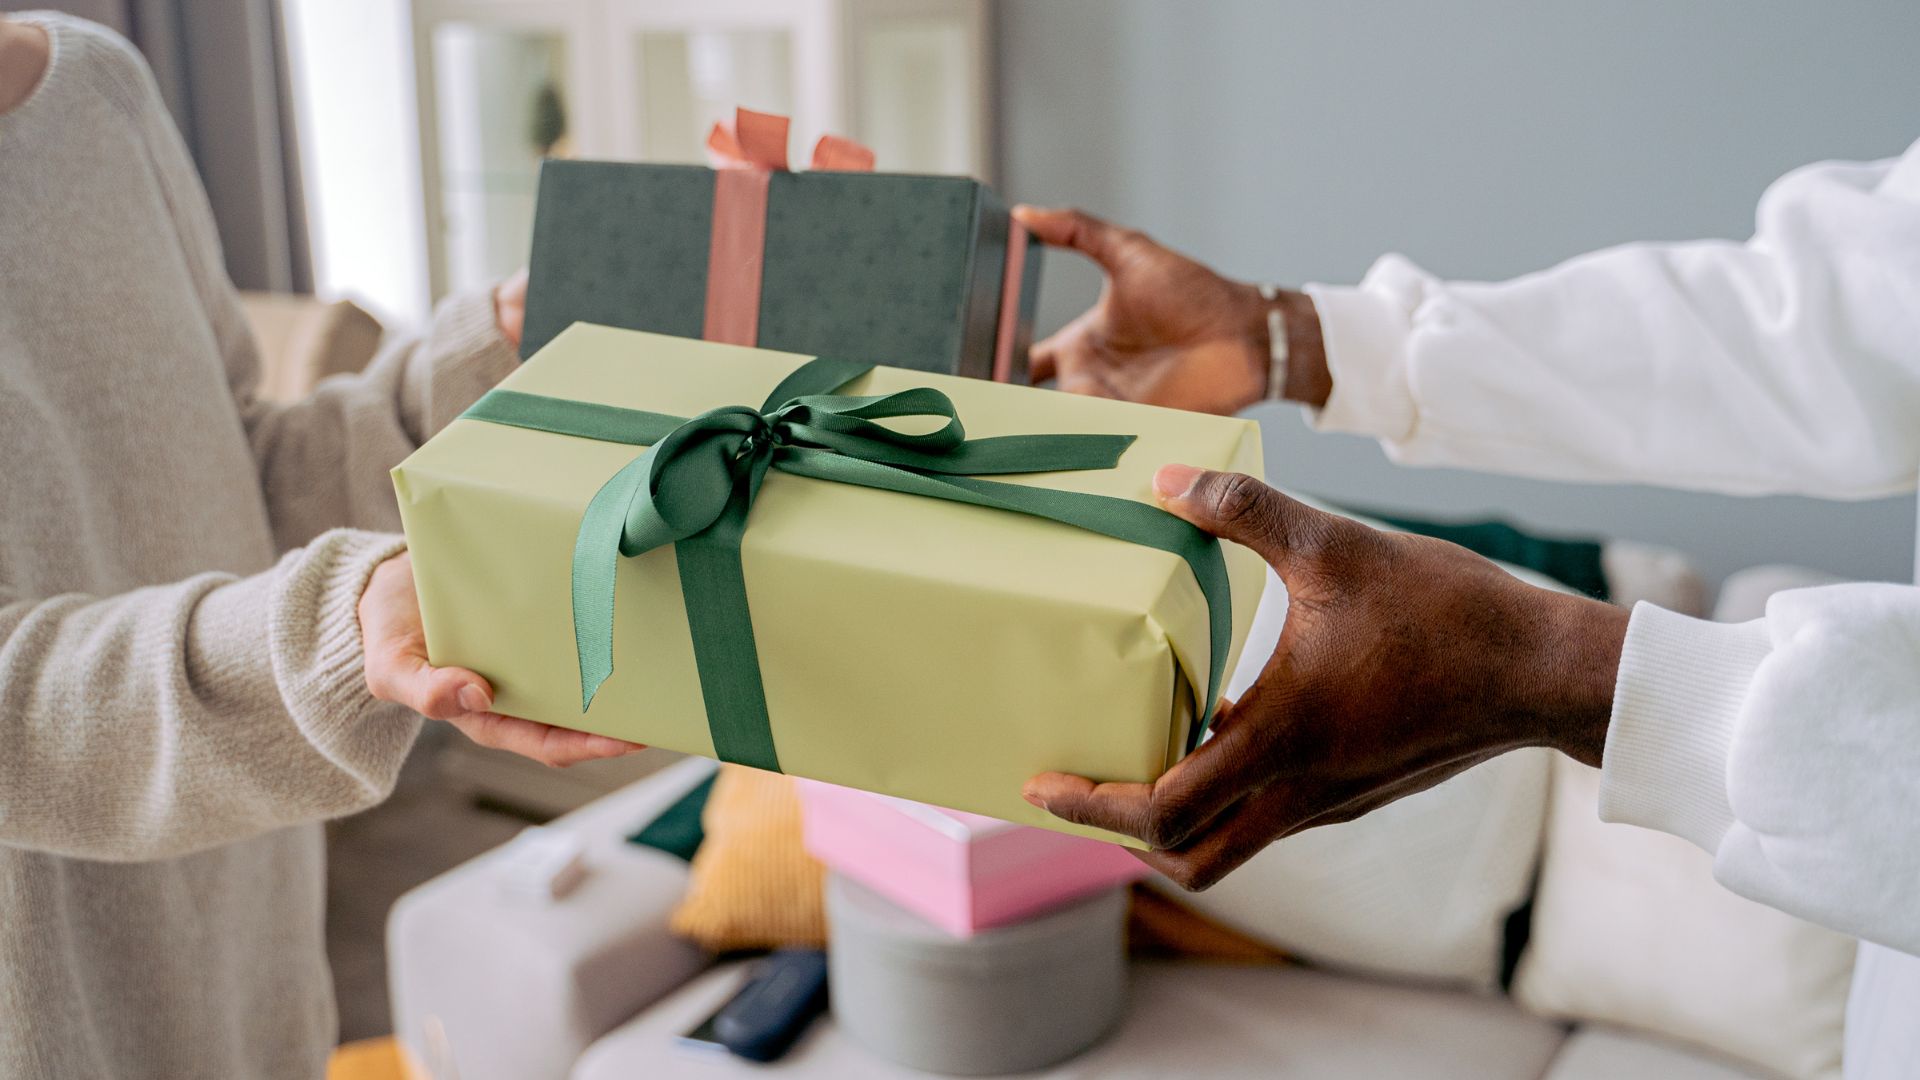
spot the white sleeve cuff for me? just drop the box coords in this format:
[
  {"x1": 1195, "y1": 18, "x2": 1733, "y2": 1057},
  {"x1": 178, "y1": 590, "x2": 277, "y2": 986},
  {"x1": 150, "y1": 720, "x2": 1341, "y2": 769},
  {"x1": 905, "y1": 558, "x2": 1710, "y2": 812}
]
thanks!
[
  {"x1": 1301, "y1": 279, "x2": 1417, "y2": 441},
  {"x1": 1599, "y1": 602, "x2": 1773, "y2": 853}
]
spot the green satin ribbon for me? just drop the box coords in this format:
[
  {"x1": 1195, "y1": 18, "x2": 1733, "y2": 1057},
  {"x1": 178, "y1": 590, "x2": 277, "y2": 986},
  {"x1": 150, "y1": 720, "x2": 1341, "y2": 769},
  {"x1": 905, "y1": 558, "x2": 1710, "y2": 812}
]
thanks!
[{"x1": 461, "y1": 357, "x2": 1232, "y2": 773}]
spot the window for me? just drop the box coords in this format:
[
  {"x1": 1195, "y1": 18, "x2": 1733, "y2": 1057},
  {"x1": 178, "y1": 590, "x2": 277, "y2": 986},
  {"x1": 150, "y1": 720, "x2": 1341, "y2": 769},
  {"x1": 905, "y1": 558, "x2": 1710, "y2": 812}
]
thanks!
[{"x1": 284, "y1": 0, "x2": 989, "y2": 327}]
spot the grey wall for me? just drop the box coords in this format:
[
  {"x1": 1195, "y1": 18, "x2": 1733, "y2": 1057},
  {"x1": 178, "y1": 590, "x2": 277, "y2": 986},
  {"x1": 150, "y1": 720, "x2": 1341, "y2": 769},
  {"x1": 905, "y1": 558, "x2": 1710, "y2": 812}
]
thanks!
[{"x1": 996, "y1": 0, "x2": 1920, "y2": 589}]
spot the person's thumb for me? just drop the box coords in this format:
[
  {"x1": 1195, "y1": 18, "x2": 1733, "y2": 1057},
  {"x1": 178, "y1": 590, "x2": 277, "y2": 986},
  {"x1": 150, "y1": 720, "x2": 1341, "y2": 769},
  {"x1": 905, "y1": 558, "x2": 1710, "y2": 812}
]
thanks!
[
  {"x1": 364, "y1": 641, "x2": 493, "y2": 722},
  {"x1": 1153, "y1": 464, "x2": 1320, "y2": 568},
  {"x1": 1012, "y1": 205, "x2": 1131, "y2": 271}
]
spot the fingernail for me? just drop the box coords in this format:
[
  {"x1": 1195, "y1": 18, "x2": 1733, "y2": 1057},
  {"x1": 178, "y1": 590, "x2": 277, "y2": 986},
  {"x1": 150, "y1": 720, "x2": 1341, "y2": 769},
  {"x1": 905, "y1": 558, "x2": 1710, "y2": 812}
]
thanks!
[
  {"x1": 1153, "y1": 464, "x2": 1203, "y2": 503},
  {"x1": 458, "y1": 685, "x2": 491, "y2": 714},
  {"x1": 1021, "y1": 786, "x2": 1047, "y2": 810}
]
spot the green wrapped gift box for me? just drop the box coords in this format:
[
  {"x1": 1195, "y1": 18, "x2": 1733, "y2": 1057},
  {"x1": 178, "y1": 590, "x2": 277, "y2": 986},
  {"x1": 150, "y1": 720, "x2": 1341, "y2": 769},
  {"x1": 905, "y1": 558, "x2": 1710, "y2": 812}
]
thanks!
[
  {"x1": 392, "y1": 325, "x2": 1265, "y2": 844},
  {"x1": 521, "y1": 112, "x2": 1042, "y2": 382}
]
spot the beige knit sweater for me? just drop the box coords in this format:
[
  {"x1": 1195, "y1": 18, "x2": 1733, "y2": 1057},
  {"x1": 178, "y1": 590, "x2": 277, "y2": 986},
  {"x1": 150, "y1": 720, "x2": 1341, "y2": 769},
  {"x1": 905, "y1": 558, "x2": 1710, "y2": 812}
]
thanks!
[{"x1": 0, "y1": 14, "x2": 518, "y2": 1078}]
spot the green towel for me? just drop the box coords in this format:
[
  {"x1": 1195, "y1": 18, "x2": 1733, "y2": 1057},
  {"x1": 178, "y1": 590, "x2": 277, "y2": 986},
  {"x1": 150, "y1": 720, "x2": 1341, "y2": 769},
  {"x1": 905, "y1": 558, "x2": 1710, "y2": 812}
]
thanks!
[
  {"x1": 626, "y1": 771, "x2": 717, "y2": 862},
  {"x1": 1352, "y1": 509, "x2": 1610, "y2": 601}
]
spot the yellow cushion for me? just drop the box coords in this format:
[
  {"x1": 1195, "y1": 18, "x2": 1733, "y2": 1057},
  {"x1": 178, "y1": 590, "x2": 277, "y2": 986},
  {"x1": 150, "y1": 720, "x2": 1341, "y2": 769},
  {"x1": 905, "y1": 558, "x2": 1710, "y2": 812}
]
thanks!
[{"x1": 670, "y1": 766, "x2": 828, "y2": 952}]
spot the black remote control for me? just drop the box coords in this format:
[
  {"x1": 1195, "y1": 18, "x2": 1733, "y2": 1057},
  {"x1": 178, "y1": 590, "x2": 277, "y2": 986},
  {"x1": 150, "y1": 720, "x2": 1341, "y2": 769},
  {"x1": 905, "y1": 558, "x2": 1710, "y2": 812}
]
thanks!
[{"x1": 709, "y1": 949, "x2": 829, "y2": 1063}]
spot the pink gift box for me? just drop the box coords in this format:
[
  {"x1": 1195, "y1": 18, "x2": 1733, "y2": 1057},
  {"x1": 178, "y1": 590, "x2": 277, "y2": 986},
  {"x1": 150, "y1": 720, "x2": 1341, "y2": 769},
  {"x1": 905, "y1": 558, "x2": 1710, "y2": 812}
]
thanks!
[{"x1": 797, "y1": 779, "x2": 1147, "y2": 937}]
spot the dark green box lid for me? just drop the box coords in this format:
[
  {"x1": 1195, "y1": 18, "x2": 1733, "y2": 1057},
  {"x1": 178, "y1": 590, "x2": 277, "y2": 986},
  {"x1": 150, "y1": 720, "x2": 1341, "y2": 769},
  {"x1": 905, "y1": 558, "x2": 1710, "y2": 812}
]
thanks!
[{"x1": 522, "y1": 159, "x2": 1037, "y2": 380}]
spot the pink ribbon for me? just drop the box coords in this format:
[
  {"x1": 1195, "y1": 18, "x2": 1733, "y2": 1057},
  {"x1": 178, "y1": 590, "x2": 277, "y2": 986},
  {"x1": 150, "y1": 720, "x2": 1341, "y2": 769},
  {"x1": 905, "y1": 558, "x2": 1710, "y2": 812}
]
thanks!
[
  {"x1": 990, "y1": 223, "x2": 1031, "y2": 383},
  {"x1": 700, "y1": 107, "x2": 1027, "y2": 382},
  {"x1": 701, "y1": 109, "x2": 876, "y2": 347},
  {"x1": 704, "y1": 108, "x2": 877, "y2": 173}
]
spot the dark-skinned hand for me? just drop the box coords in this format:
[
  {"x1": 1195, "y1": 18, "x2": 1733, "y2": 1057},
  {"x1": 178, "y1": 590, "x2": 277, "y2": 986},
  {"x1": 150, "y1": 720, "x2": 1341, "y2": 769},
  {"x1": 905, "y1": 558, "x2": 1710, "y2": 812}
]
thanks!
[
  {"x1": 1024, "y1": 465, "x2": 1629, "y2": 890},
  {"x1": 1013, "y1": 206, "x2": 1331, "y2": 413}
]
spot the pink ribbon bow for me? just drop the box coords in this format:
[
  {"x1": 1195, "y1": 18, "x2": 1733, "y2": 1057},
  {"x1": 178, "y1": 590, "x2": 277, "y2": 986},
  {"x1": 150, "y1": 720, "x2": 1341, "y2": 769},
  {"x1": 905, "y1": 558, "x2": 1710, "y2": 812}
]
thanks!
[{"x1": 701, "y1": 109, "x2": 877, "y2": 347}]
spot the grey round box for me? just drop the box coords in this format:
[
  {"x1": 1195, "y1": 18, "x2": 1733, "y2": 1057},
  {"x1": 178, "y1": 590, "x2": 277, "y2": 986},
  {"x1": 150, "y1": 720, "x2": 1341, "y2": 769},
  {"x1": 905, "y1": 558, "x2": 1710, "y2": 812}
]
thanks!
[{"x1": 825, "y1": 872, "x2": 1130, "y2": 1075}]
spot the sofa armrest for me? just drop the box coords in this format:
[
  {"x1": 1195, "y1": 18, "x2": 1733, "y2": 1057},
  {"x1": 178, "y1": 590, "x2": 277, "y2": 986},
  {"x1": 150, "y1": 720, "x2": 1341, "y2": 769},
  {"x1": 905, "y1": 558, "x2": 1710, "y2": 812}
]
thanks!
[
  {"x1": 238, "y1": 292, "x2": 384, "y2": 401},
  {"x1": 388, "y1": 756, "x2": 719, "y2": 1080}
]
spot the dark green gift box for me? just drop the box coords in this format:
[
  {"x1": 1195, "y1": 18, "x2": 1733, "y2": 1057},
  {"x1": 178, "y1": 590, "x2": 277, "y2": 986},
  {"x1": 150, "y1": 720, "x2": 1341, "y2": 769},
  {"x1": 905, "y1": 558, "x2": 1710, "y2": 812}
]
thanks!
[{"x1": 520, "y1": 158, "x2": 1043, "y2": 381}]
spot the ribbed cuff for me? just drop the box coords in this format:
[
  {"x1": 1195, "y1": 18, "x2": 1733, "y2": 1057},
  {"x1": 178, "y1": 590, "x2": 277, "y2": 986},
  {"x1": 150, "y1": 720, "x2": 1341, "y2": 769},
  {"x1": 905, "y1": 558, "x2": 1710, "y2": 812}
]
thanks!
[
  {"x1": 263, "y1": 530, "x2": 421, "y2": 805},
  {"x1": 274, "y1": 530, "x2": 411, "y2": 734},
  {"x1": 1599, "y1": 602, "x2": 1773, "y2": 853},
  {"x1": 406, "y1": 288, "x2": 520, "y2": 439},
  {"x1": 1299, "y1": 283, "x2": 1418, "y2": 441}
]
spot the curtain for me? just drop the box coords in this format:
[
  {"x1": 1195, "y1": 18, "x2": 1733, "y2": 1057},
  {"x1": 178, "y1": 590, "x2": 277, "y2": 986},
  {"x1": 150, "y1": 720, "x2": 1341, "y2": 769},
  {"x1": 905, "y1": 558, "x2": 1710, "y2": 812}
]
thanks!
[{"x1": 5, "y1": 0, "x2": 313, "y2": 292}]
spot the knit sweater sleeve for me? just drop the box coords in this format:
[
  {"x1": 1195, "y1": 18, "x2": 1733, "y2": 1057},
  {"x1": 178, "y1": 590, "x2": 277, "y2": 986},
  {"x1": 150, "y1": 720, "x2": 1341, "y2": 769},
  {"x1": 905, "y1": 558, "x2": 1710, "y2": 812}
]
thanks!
[
  {"x1": 229, "y1": 289, "x2": 520, "y2": 550},
  {"x1": 0, "y1": 530, "x2": 419, "y2": 861},
  {"x1": 127, "y1": 49, "x2": 517, "y2": 550}
]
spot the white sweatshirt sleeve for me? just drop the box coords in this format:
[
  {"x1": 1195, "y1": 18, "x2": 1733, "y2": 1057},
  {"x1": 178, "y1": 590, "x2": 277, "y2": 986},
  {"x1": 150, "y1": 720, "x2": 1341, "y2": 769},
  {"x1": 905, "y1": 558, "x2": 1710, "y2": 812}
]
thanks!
[
  {"x1": 1301, "y1": 140, "x2": 1920, "y2": 953},
  {"x1": 1604, "y1": 592, "x2": 1920, "y2": 954},
  {"x1": 1305, "y1": 140, "x2": 1920, "y2": 497}
]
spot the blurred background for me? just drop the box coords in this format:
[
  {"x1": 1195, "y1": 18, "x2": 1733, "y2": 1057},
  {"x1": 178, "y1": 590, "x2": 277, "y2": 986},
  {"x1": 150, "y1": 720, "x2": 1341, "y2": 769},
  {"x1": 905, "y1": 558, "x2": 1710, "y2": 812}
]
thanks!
[
  {"x1": 1002, "y1": 1, "x2": 1920, "y2": 589},
  {"x1": 9, "y1": 3, "x2": 1920, "y2": 1073},
  {"x1": 16, "y1": 0, "x2": 1918, "y2": 588}
]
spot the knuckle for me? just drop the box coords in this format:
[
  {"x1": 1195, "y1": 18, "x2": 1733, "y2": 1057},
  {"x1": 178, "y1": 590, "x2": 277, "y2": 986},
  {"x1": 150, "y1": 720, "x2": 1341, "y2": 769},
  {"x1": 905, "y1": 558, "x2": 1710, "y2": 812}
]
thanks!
[
  {"x1": 1159, "y1": 852, "x2": 1230, "y2": 893},
  {"x1": 1114, "y1": 226, "x2": 1146, "y2": 247},
  {"x1": 363, "y1": 663, "x2": 401, "y2": 705},
  {"x1": 1207, "y1": 473, "x2": 1271, "y2": 527},
  {"x1": 456, "y1": 722, "x2": 506, "y2": 752},
  {"x1": 1143, "y1": 794, "x2": 1198, "y2": 850},
  {"x1": 1161, "y1": 858, "x2": 1209, "y2": 893},
  {"x1": 416, "y1": 687, "x2": 450, "y2": 720},
  {"x1": 454, "y1": 725, "x2": 490, "y2": 749},
  {"x1": 1042, "y1": 794, "x2": 1089, "y2": 827},
  {"x1": 1184, "y1": 863, "x2": 1227, "y2": 892},
  {"x1": 1309, "y1": 519, "x2": 1387, "y2": 578}
]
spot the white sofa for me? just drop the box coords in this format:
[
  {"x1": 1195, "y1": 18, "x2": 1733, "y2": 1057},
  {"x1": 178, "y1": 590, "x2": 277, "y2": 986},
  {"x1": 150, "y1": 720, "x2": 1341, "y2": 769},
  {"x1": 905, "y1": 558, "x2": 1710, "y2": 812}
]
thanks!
[
  {"x1": 389, "y1": 546, "x2": 1859, "y2": 1080},
  {"x1": 389, "y1": 754, "x2": 1774, "y2": 1080}
]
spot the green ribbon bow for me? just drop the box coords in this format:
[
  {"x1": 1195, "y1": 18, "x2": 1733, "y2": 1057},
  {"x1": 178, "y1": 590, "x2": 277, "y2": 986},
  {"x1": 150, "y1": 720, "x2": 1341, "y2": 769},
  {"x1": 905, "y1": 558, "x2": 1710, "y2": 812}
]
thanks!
[{"x1": 462, "y1": 356, "x2": 1232, "y2": 773}]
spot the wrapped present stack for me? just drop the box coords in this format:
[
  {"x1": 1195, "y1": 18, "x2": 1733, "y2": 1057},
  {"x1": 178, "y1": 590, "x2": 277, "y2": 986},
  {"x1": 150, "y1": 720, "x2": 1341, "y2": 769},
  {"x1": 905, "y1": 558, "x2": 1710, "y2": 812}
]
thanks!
[
  {"x1": 391, "y1": 325, "x2": 1266, "y2": 843},
  {"x1": 797, "y1": 779, "x2": 1146, "y2": 1073},
  {"x1": 520, "y1": 108, "x2": 1043, "y2": 382},
  {"x1": 797, "y1": 779, "x2": 1147, "y2": 936},
  {"x1": 394, "y1": 105, "x2": 1266, "y2": 842},
  {"x1": 395, "y1": 103, "x2": 1278, "y2": 1075}
]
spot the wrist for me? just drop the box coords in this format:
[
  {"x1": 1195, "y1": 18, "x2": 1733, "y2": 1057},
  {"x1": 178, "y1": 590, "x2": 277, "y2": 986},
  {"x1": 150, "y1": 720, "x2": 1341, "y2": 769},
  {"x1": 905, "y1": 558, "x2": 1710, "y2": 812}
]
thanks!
[
  {"x1": 1214, "y1": 281, "x2": 1271, "y2": 413},
  {"x1": 1272, "y1": 289, "x2": 1332, "y2": 408},
  {"x1": 1524, "y1": 592, "x2": 1630, "y2": 765},
  {"x1": 1244, "y1": 286, "x2": 1332, "y2": 409}
]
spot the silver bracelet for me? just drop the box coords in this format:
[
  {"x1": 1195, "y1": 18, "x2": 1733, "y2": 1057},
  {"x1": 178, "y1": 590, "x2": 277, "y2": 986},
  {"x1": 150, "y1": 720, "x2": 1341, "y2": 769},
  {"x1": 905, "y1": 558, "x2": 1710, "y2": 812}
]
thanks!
[{"x1": 1258, "y1": 283, "x2": 1290, "y2": 401}]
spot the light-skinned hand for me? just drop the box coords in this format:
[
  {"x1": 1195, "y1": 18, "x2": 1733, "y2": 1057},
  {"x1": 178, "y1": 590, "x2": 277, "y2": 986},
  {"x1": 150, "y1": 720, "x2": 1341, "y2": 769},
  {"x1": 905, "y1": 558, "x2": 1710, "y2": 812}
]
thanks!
[
  {"x1": 493, "y1": 268, "x2": 529, "y2": 351},
  {"x1": 358, "y1": 552, "x2": 645, "y2": 767}
]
